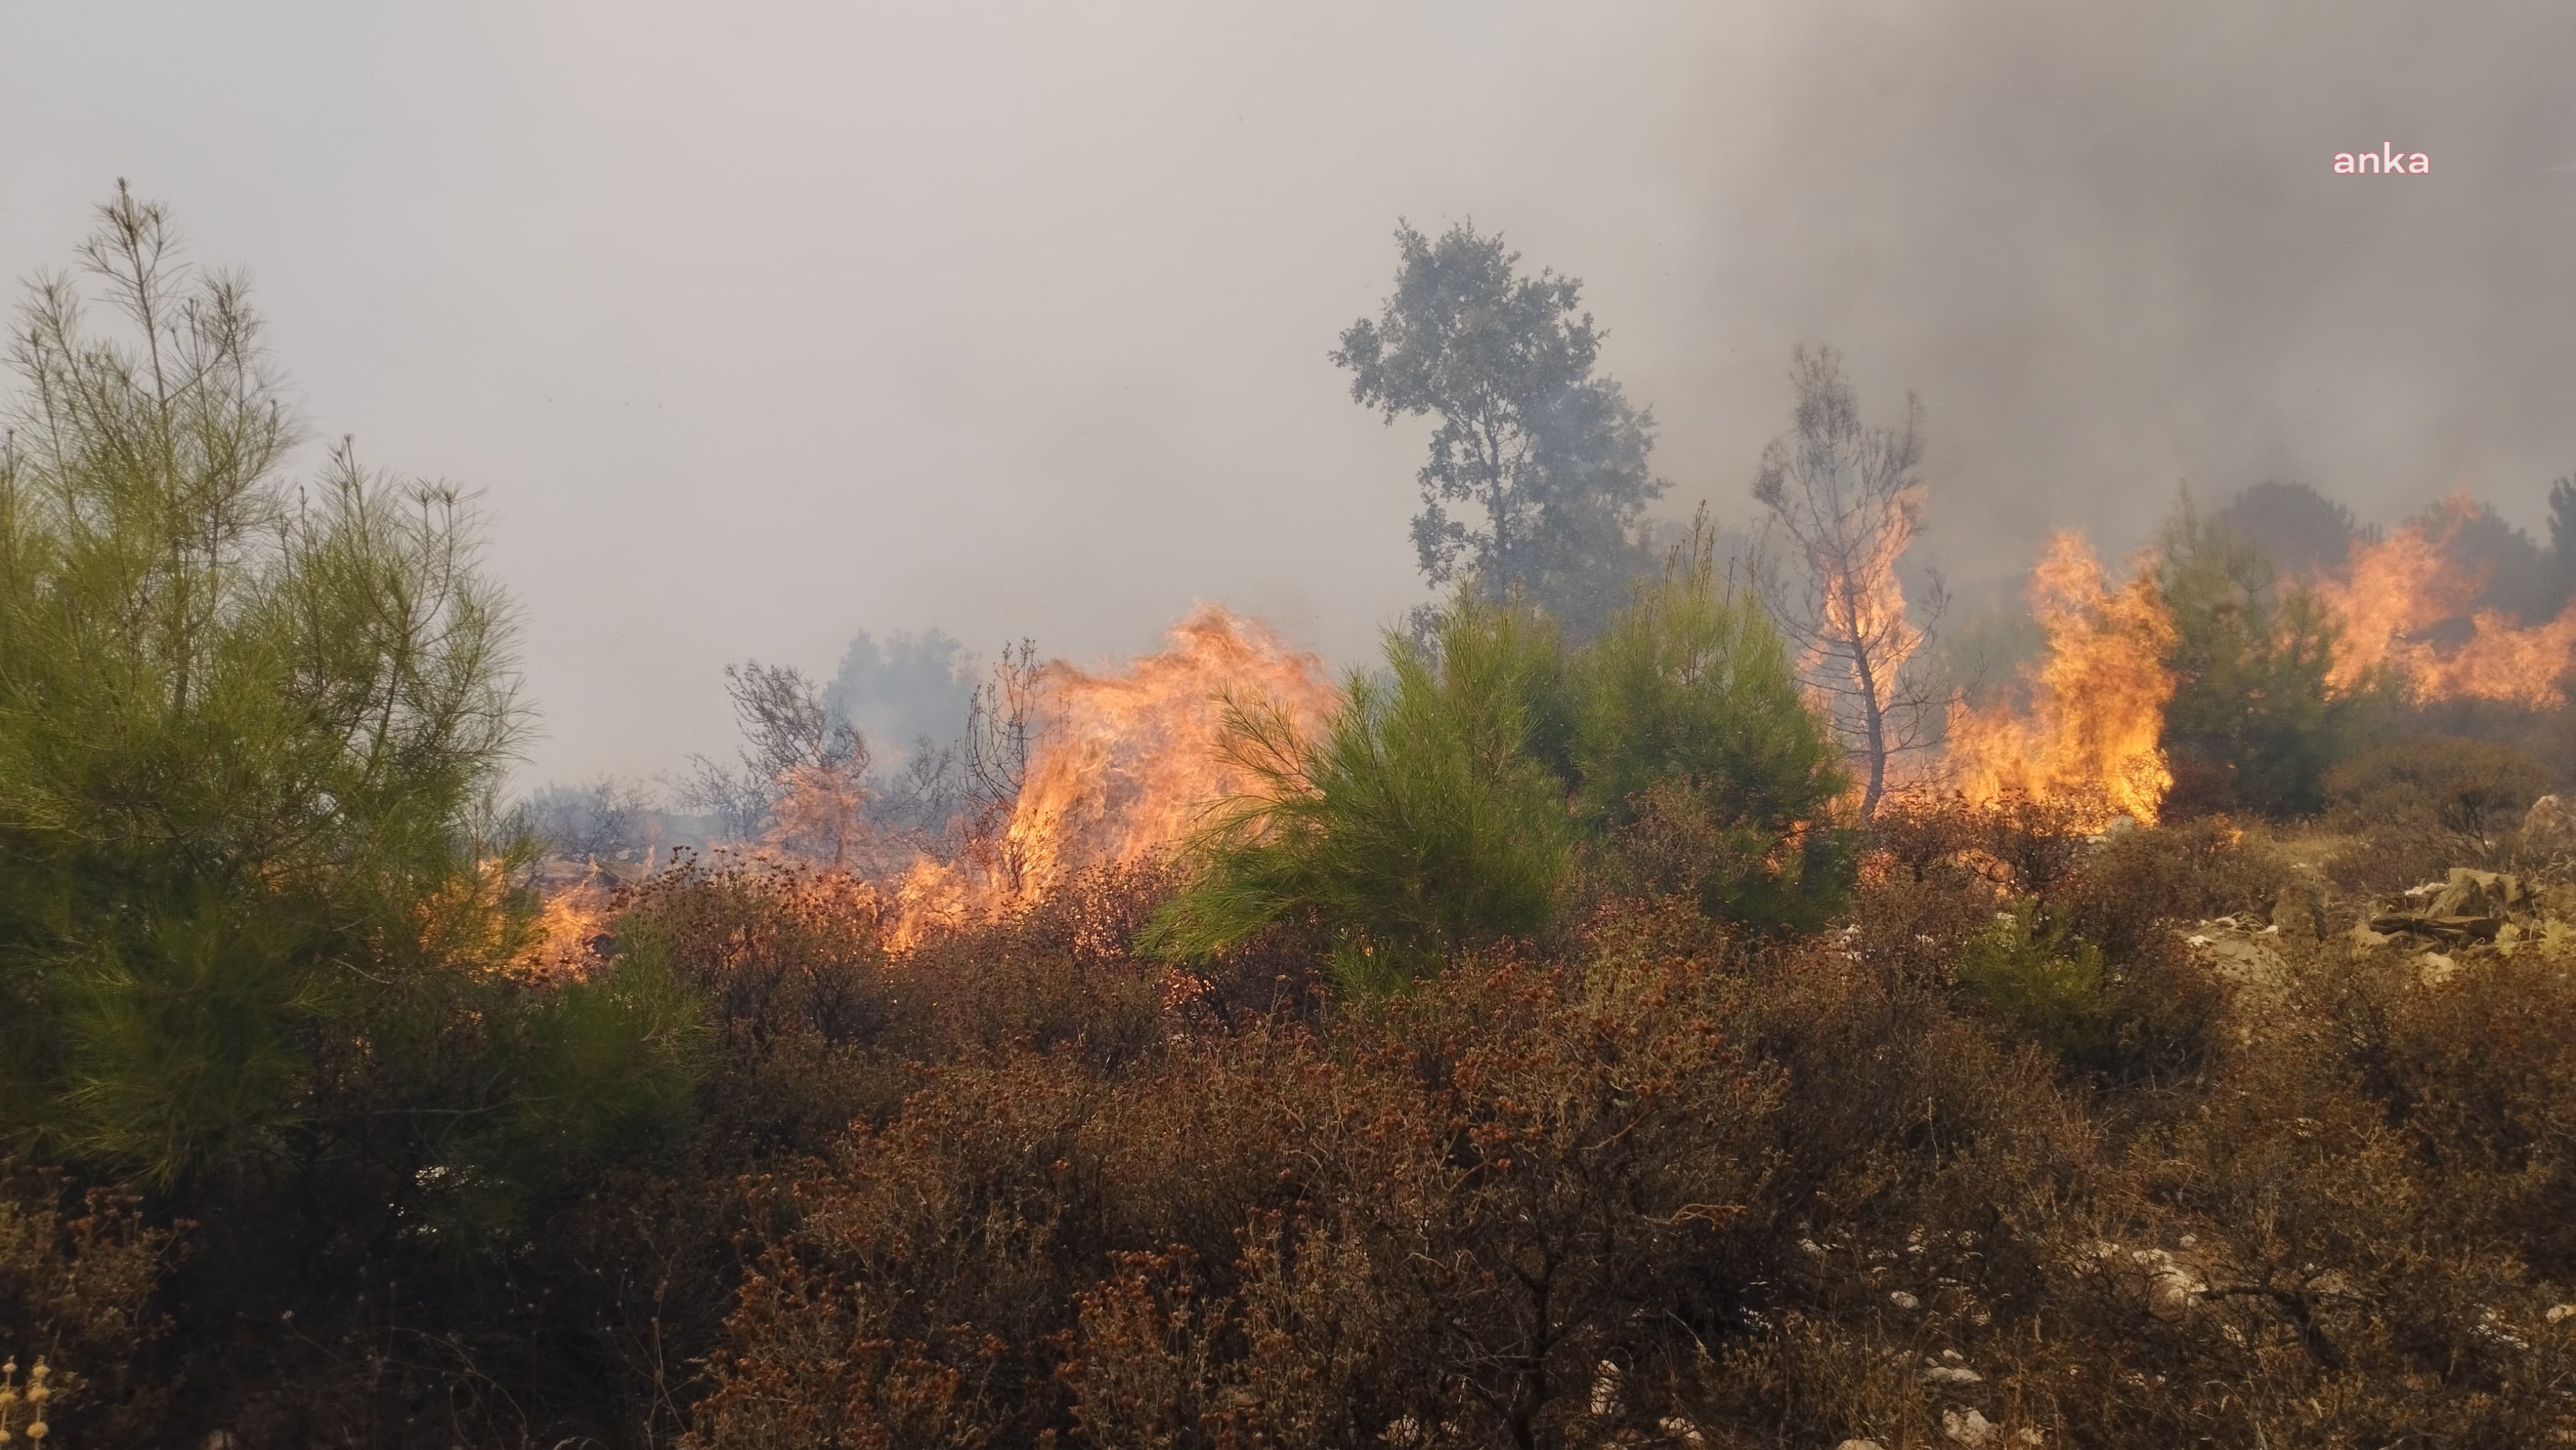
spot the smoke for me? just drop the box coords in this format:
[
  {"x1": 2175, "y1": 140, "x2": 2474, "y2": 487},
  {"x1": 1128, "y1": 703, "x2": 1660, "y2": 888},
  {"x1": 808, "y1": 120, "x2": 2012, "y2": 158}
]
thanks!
[
  {"x1": 1553, "y1": 1, "x2": 2576, "y2": 597},
  {"x1": 823, "y1": 630, "x2": 979, "y2": 768},
  {"x1": 8, "y1": 2, "x2": 2570, "y2": 782}
]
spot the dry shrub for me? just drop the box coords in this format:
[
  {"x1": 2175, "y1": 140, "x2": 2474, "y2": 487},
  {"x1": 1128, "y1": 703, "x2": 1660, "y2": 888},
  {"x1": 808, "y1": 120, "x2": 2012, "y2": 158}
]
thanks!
[
  {"x1": 0, "y1": 1170, "x2": 180, "y2": 1443},
  {"x1": 2324, "y1": 736, "x2": 2557, "y2": 893},
  {"x1": 614, "y1": 856, "x2": 1203, "y2": 1145},
  {"x1": 2063, "y1": 815, "x2": 2294, "y2": 960},
  {"x1": 650, "y1": 820, "x2": 2576, "y2": 1447},
  {"x1": 900, "y1": 863, "x2": 1190, "y2": 1070},
  {"x1": 616, "y1": 853, "x2": 914, "y2": 1154},
  {"x1": 2107, "y1": 958, "x2": 2576, "y2": 1449},
  {"x1": 1852, "y1": 793, "x2": 2101, "y2": 991},
  {"x1": 683, "y1": 902, "x2": 2143, "y2": 1449},
  {"x1": 1950, "y1": 908, "x2": 2222, "y2": 1088},
  {"x1": 1857, "y1": 798, "x2": 2234, "y2": 1085},
  {"x1": 2335, "y1": 946, "x2": 2576, "y2": 1279},
  {"x1": 1869, "y1": 791, "x2": 2099, "y2": 902}
]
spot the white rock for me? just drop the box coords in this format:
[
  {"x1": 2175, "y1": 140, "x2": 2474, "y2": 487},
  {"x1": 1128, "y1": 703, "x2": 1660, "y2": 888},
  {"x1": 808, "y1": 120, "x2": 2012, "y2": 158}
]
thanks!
[
  {"x1": 1589, "y1": 1359, "x2": 1621, "y2": 1417},
  {"x1": 1889, "y1": 1290, "x2": 1921, "y2": 1310},
  {"x1": 2519, "y1": 794, "x2": 2576, "y2": 856},
  {"x1": 1919, "y1": 1365, "x2": 1985, "y2": 1386},
  {"x1": 1944, "y1": 1407, "x2": 1999, "y2": 1446}
]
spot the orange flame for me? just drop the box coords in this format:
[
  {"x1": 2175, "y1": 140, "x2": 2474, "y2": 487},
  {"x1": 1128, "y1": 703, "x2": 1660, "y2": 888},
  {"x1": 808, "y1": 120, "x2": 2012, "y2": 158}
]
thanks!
[
  {"x1": 1799, "y1": 484, "x2": 1929, "y2": 794},
  {"x1": 2410, "y1": 609, "x2": 2576, "y2": 705},
  {"x1": 515, "y1": 862, "x2": 624, "y2": 978},
  {"x1": 1943, "y1": 532, "x2": 2179, "y2": 826},
  {"x1": 2316, "y1": 491, "x2": 2576, "y2": 707},
  {"x1": 768, "y1": 759, "x2": 869, "y2": 869},
  {"x1": 892, "y1": 606, "x2": 1339, "y2": 947}
]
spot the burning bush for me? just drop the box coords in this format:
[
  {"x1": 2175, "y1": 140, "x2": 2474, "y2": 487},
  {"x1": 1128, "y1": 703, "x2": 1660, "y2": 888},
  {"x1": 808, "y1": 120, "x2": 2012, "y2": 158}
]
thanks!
[
  {"x1": 1943, "y1": 532, "x2": 2180, "y2": 827},
  {"x1": 2156, "y1": 496, "x2": 2387, "y2": 818},
  {"x1": 1142, "y1": 588, "x2": 1576, "y2": 993},
  {"x1": 2319, "y1": 493, "x2": 2576, "y2": 709},
  {"x1": 1930, "y1": 484, "x2": 2575, "y2": 829},
  {"x1": 1148, "y1": 540, "x2": 1852, "y2": 990}
]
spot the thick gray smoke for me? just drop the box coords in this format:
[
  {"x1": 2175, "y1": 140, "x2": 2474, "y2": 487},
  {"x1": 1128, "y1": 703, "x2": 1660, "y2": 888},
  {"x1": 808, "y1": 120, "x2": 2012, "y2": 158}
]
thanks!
[
  {"x1": 823, "y1": 630, "x2": 979, "y2": 767},
  {"x1": 7, "y1": 2, "x2": 2568, "y2": 780},
  {"x1": 1573, "y1": 1, "x2": 2576, "y2": 599}
]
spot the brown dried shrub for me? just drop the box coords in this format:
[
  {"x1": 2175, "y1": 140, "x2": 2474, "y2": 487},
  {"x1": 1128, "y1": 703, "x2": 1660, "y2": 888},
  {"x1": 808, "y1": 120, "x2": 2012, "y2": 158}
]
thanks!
[
  {"x1": 2323, "y1": 736, "x2": 2557, "y2": 893},
  {"x1": 0, "y1": 1171, "x2": 180, "y2": 1444},
  {"x1": 2063, "y1": 814, "x2": 2295, "y2": 960},
  {"x1": 2332, "y1": 945, "x2": 2576, "y2": 1281}
]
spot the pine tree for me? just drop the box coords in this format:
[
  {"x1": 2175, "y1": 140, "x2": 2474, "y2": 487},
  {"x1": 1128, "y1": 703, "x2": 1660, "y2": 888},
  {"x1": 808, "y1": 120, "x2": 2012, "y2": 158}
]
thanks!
[
  {"x1": 0, "y1": 187, "x2": 691, "y2": 1195},
  {"x1": 1334, "y1": 222, "x2": 1666, "y2": 639}
]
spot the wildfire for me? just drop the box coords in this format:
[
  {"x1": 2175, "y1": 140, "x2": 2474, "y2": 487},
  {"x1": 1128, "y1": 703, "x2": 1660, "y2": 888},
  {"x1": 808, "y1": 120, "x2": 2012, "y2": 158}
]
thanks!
[
  {"x1": 1804, "y1": 482, "x2": 1929, "y2": 803},
  {"x1": 1943, "y1": 532, "x2": 2179, "y2": 826},
  {"x1": 516, "y1": 862, "x2": 623, "y2": 977},
  {"x1": 891, "y1": 606, "x2": 1339, "y2": 947},
  {"x1": 1820, "y1": 485, "x2": 1927, "y2": 679},
  {"x1": 2315, "y1": 491, "x2": 2576, "y2": 707}
]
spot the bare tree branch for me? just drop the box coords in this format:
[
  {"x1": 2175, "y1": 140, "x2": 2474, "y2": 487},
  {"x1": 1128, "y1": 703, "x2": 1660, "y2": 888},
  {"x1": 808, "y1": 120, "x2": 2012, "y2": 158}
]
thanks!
[{"x1": 1750, "y1": 345, "x2": 1944, "y2": 819}]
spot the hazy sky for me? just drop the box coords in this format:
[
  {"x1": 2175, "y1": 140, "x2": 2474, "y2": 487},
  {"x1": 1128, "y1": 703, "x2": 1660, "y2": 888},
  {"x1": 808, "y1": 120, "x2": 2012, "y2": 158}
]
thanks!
[{"x1": 8, "y1": 2, "x2": 2573, "y2": 784}]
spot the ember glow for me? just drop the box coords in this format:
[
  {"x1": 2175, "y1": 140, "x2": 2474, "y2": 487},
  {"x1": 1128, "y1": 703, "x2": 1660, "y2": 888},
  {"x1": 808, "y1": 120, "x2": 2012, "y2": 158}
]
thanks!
[
  {"x1": 1943, "y1": 532, "x2": 2179, "y2": 825},
  {"x1": 2315, "y1": 493, "x2": 2576, "y2": 707}
]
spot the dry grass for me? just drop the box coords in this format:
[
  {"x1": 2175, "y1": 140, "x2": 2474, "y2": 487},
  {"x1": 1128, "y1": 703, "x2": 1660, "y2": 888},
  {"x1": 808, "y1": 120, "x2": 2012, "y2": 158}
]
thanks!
[{"x1": 25, "y1": 804, "x2": 2576, "y2": 1447}]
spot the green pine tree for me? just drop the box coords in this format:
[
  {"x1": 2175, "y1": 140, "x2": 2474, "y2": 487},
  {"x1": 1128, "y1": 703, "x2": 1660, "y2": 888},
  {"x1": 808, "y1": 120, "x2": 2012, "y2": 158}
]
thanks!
[
  {"x1": 0, "y1": 186, "x2": 695, "y2": 1201},
  {"x1": 2155, "y1": 494, "x2": 2385, "y2": 817},
  {"x1": 1149, "y1": 524, "x2": 1854, "y2": 991}
]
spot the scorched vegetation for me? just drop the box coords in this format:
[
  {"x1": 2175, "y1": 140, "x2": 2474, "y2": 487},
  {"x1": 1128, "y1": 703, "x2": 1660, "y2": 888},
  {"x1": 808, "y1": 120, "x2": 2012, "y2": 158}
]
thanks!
[{"x1": 5, "y1": 190, "x2": 2576, "y2": 1450}]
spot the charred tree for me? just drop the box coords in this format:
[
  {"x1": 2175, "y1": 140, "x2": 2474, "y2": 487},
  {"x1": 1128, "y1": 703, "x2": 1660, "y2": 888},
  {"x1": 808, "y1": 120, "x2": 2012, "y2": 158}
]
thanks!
[
  {"x1": 685, "y1": 659, "x2": 870, "y2": 865},
  {"x1": 960, "y1": 638, "x2": 1040, "y2": 894},
  {"x1": 1751, "y1": 346, "x2": 1942, "y2": 820}
]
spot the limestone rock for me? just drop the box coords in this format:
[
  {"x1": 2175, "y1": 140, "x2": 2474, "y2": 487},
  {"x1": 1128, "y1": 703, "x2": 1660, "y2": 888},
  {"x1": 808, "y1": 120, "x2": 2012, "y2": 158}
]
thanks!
[
  {"x1": 2370, "y1": 868, "x2": 2527, "y2": 942},
  {"x1": 2085, "y1": 1240, "x2": 2209, "y2": 1320},
  {"x1": 2521, "y1": 794, "x2": 2576, "y2": 859},
  {"x1": 1943, "y1": 1408, "x2": 1998, "y2": 1446}
]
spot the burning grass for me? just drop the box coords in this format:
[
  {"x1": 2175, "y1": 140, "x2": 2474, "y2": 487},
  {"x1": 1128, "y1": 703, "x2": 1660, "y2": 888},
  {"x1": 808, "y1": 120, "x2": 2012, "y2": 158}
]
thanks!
[
  {"x1": 1936, "y1": 491, "x2": 2576, "y2": 827},
  {"x1": 2319, "y1": 493, "x2": 2576, "y2": 708},
  {"x1": 25, "y1": 778, "x2": 2576, "y2": 1446},
  {"x1": 32, "y1": 509, "x2": 2576, "y2": 1448},
  {"x1": 1941, "y1": 533, "x2": 2179, "y2": 827}
]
